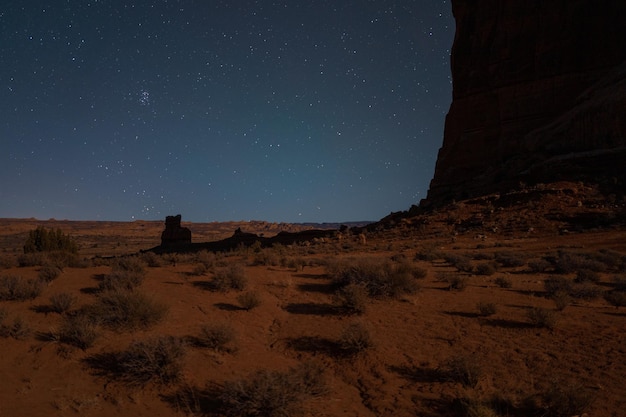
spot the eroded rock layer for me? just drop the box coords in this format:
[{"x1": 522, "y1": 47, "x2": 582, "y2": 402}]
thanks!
[{"x1": 426, "y1": 0, "x2": 626, "y2": 205}]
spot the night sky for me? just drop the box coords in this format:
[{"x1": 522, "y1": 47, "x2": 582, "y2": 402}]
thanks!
[{"x1": 1, "y1": 1, "x2": 454, "y2": 223}]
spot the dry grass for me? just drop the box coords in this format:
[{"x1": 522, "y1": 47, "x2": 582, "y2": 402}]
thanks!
[
  {"x1": 0, "y1": 275, "x2": 45, "y2": 301},
  {"x1": 86, "y1": 289, "x2": 168, "y2": 330}
]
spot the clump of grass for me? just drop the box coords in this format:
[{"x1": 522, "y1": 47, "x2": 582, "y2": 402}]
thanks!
[
  {"x1": 574, "y1": 269, "x2": 600, "y2": 283},
  {"x1": 437, "y1": 273, "x2": 468, "y2": 291},
  {"x1": 476, "y1": 302, "x2": 497, "y2": 316},
  {"x1": 0, "y1": 315, "x2": 31, "y2": 340},
  {"x1": 213, "y1": 264, "x2": 247, "y2": 291},
  {"x1": 541, "y1": 381, "x2": 594, "y2": 417},
  {"x1": 339, "y1": 322, "x2": 373, "y2": 354},
  {"x1": 140, "y1": 251, "x2": 163, "y2": 267},
  {"x1": 494, "y1": 276, "x2": 513, "y2": 289},
  {"x1": 237, "y1": 291, "x2": 262, "y2": 311},
  {"x1": 191, "y1": 263, "x2": 209, "y2": 276},
  {"x1": 112, "y1": 257, "x2": 146, "y2": 275},
  {"x1": 494, "y1": 252, "x2": 526, "y2": 268},
  {"x1": 194, "y1": 322, "x2": 237, "y2": 352},
  {"x1": 220, "y1": 361, "x2": 327, "y2": 417},
  {"x1": 334, "y1": 283, "x2": 369, "y2": 315},
  {"x1": 551, "y1": 291, "x2": 572, "y2": 311},
  {"x1": 442, "y1": 356, "x2": 482, "y2": 388},
  {"x1": 528, "y1": 258, "x2": 551, "y2": 273},
  {"x1": 604, "y1": 291, "x2": 626, "y2": 308},
  {"x1": 87, "y1": 336, "x2": 186, "y2": 387},
  {"x1": 0, "y1": 275, "x2": 45, "y2": 301},
  {"x1": 98, "y1": 270, "x2": 144, "y2": 292},
  {"x1": 474, "y1": 262, "x2": 497, "y2": 276},
  {"x1": 49, "y1": 292, "x2": 77, "y2": 314},
  {"x1": 38, "y1": 265, "x2": 62, "y2": 282},
  {"x1": 543, "y1": 276, "x2": 573, "y2": 298},
  {"x1": 58, "y1": 313, "x2": 99, "y2": 350},
  {"x1": 612, "y1": 274, "x2": 626, "y2": 291},
  {"x1": 195, "y1": 250, "x2": 216, "y2": 268},
  {"x1": 444, "y1": 254, "x2": 473, "y2": 272},
  {"x1": 526, "y1": 307, "x2": 557, "y2": 329},
  {"x1": 87, "y1": 289, "x2": 168, "y2": 330},
  {"x1": 569, "y1": 282, "x2": 601, "y2": 300},
  {"x1": 327, "y1": 257, "x2": 421, "y2": 298},
  {"x1": 17, "y1": 252, "x2": 45, "y2": 267}
]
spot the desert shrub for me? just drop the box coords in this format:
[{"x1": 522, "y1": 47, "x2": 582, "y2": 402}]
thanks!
[
  {"x1": 551, "y1": 291, "x2": 572, "y2": 311},
  {"x1": 476, "y1": 302, "x2": 497, "y2": 316},
  {"x1": 527, "y1": 307, "x2": 557, "y2": 329},
  {"x1": 574, "y1": 269, "x2": 600, "y2": 283},
  {"x1": 437, "y1": 273, "x2": 468, "y2": 291},
  {"x1": 528, "y1": 258, "x2": 551, "y2": 273},
  {"x1": 194, "y1": 323, "x2": 237, "y2": 352},
  {"x1": 0, "y1": 309, "x2": 6, "y2": 324},
  {"x1": 98, "y1": 270, "x2": 144, "y2": 292},
  {"x1": 221, "y1": 362, "x2": 326, "y2": 417},
  {"x1": 327, "y1": 258, "x2": 420, "y2": 298},
  {"x1": 458, "y1": 398, "x2": 498, "y2": 417},
  {"x1": 38, "y1": 265, "x2": 62, "y2": 282},
  {"x1": 196, "y1": 250, "x2": 216, "y2": 268},
  {"x1": 334, "y1": 283, "x2": 369, "y2": 315},
  {"x1": 494, "y1": 252, "x2": 526, "y2": 268},
  {"x1": 612, "y1": 274, "x2": 626, "y2": 291},
  {"x1": 339, "y1": 322, "x2": 373, "y2": 354},
  {"x1": 213, "y1": 264, "x2": 247, "y2": 291},
  {"x1": 45, "y1": 250, "x2": 84, "y2": 268},
  {"x1": 554, "y1": 251, "x2": 607, "y2": 274},
  {"x1": 442, "y1": 356, "x2": 482, "y2": 388},
  {"x1": 0, "y1": 275, "x2": 45, "y2": 301},
  {"x1": 113, "y1": 337, "x2": 186, "y2": 387},
  {"x1": 17, "y1": 252, "x2": 45, "y2": 267},
  {"x1": 414, "y1": 246, "x2": 445, "y2": 261},
  {"x1": 237, "y1": 291, "x2": 262, "y2": 311},
  {"x1": 140, "y1": 251, "x2": 163, "y2": 267},
  {"x1": 112, "y1": 257, "x2": 146, "y2": 275},
  {"x1": 49, "y1": 292, "x2": 77, "y2": 314},
  {"x1": 58, "y1": 313, "x2": 99, "y2": 350},
  {"x1": 0, "y1": 256, "x2": 16, "y2": 269},
  {"x1": 541, "y1": 381, "x2": 594, "y2": 417},
  {"x1": 23, "y1": 226, "x2": 78, "y2": 254},
  {"x1": 396, "y1": 260, "x2": 427, "y2": 280},
  {"x1": 0, "y1": 315, "x2": 31, "y2": 340},
  {"x1": 543, "y1": 276, "x2": 573, "y2": 298},
  {"x1": 88, "y1": 290, "x2": 167, "y2": 330},
  {"x1": 494, "y1": 276, "x2": 513, "y2": 289},
  {"x1": 604, "y1": 291, "x2": 626, "y2": 308},
  {"x1": 474, "y1": 262, "x2": 497, "y2": 276},
  {"x1": 569, "y1": 282, "x2": 601, "y2": 300},
  {"x1": 251, "y1": 251, "x2": 279, "y2": 267},
  {"x1": 191, "y1": 263, "x2": 209, "y2": 276},
  {"x1": 444, "y1": 254, "x2": 473, "y2": 272},
  {"x1": 285, "y1": 257, "x2": 307, "y2": 272}
]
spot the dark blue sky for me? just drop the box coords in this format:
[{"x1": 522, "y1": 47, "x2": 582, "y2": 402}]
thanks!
[{"x1": 1, "y1": 1, "x2": 454, "y2": 223}]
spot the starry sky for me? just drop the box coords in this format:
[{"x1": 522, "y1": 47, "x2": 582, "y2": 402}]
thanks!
[{"x1": 1, "y1": 1, "x2": 454, "y2": 223}]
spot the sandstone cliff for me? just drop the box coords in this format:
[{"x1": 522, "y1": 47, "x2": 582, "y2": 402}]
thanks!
[{"x1": 425, "y1": 0, "x2": 626, "y2": 206}]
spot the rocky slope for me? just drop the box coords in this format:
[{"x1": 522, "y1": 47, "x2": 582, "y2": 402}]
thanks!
[{"x1": 425, "y1": 0, "x2": 626, "y2": 206}]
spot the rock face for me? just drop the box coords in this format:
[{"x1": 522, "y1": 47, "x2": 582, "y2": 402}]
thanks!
[
  {"x1": 160, "y1": 215, "x2": 191, "y2": 247},
  {"x1": 425, "y1": 0, "x2": 626, "y2": 206}
]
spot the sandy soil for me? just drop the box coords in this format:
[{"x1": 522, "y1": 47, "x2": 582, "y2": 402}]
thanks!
[{"x1": 1, "y1": 186, "x2": 625, "y2": 416}]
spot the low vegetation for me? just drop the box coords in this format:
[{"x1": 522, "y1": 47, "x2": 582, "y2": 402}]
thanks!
[
  {"x1": 0, "y1": 275, "x2": 45, "y2": 301},
  {"x1": 86, "y1": 289, "x2": 168, "y2": 330}
]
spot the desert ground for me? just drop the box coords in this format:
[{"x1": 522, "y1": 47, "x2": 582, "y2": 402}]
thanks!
[{"x1": 0, "y1": 182, "x2": 625, "y2": 417}]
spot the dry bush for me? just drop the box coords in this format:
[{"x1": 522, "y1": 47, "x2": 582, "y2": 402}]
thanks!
[
  {"x1": 58, "y1": 313, "x2": 99, "y2": 350},
  {"x1": 191, "y1": 263, "x2": 209, "y2": 276},
  {"x1": 528, "y1": 258, "x2": 551, "y2": 273},
  {"x1": 49, "y1": 292, "x2": 77, "y2": 314},
  {"x1": 458, "y1": 398, "x2": 498, "y2": 417},
  {"x1": 442, "y1": 356, "x2": 482, "y2": 388},
  {"x1": 87, "y1": 337, "x2": 186, "y2": 387},
  {"x1": 0, "y1": 275, "x2": 45, "y2": 301},
  {"x1": 543, "y1": 276, "x2": 573, "y2": 298},
  {"x1": 574, "y1": 269, "x2": 600, "y2": 283},
  {"x1": 541, "y1": 381, "x2": 594, "y2": 417},
  {"x1": 0, "y1": 255, "x2": 16, "y2": 269},
  {"x1": 38, "y1": 265, "x2": 62, "y2": 282},
  {"x1": 554, "y1": 250, "x2": 607, "y2": 274},
  {"x1": 612, "y1": 273, "x2": 626, "y2": 291},
  {"x1": 568, "y1": 282, "x2": 601, "y2": 300},
  {"x1": 334, "y1": 283, "x2": 369, "y2": 315},
  {"x1": 474, "y1": 262, "x2": 497, "y2": 276},
  {"x1": 221, "y1": 362, "x2": 327, "y2": 417},
  {"x1": 87, "y1": 290, "x2": 167, "y2": 330},
  {"x1": 237, "y1": 291, "x2": 262, "y2": 311},
  {"x1": 414, "y1": 245, "x2": 445, "y2": 261},
  {"x1": 476, "y1": 302, "x2": 497, "y2": 316},
  {"x1": 213, "y1": 264, "x2": 247, "y2": 291},
  {"x1": 438, "y1": 273, "x2": 468, "y2": 291},
  {"x1": 98, "y1": 270, "x2": 144, "y2": 292},
  {"x1": 444, "y1": 254, "x2": 473, "y2": 272},
  {"x1": 551, "y1": 291, "x2": 572, "y2": 311},
  {"x1": 112, "y1": 257, "x2": 146, "y2": 275},
  {"x1": 17, "y1": 252, "x2": 45, "y2": 267},
  {"x1": 140, "y1": 251, "x2": 163, "y2": 267},
  {"x1": 604, "y1": 291, "x2": 626, "y2": 308},
  {"x1": 493, "y1": 276, "x2": 513, "y2": 289},
  {"x1": 327, "y1": 257, "x2": 420, "y2": 298},
  {"x1": 195, "y1": 250, "x2": 216, "y2": 268},
  {"x1": 194, "y1": 323, "x2": 237, "y2": 352},
  {"x1": 339, "y1": 322, "x2": 373, "y2": 354},
  {"x1": 527, "y1": 307, "x2": 557, "y2": 329},
  {"x1": 494, "y1": 252, "x2": 526, "y2": 268},
  {"x1": 0, "y1": 315, "x2": 31, "y2": 340}
]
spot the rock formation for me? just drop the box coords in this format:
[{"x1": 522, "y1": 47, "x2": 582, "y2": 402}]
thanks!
[
  {"x1": 425, "y1": 0, "x2": 626, "y2": 206},
  {"x1": 160, "y1": 215, "x2": 191, "y2": 247}
]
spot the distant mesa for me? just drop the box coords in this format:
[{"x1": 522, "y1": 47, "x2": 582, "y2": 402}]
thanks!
[
  {"x1": 160, "y1": 214, "x2": 192, "y2": 247},
  {"x1": 424, "y1": 0, "x2": 626, "y2": 207}
]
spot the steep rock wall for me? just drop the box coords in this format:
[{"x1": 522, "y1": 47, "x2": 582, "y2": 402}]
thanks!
[{"x1": 426, "y1": 0, "x2": 626, "y2": 205}]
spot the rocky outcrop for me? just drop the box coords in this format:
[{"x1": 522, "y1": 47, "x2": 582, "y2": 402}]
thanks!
[
  {"x1": 425, "y1": 0, "x2": 626, "y2": 206},
  {"x1": 160, "y1": 215, "x2": 191, "y2": 247}
]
